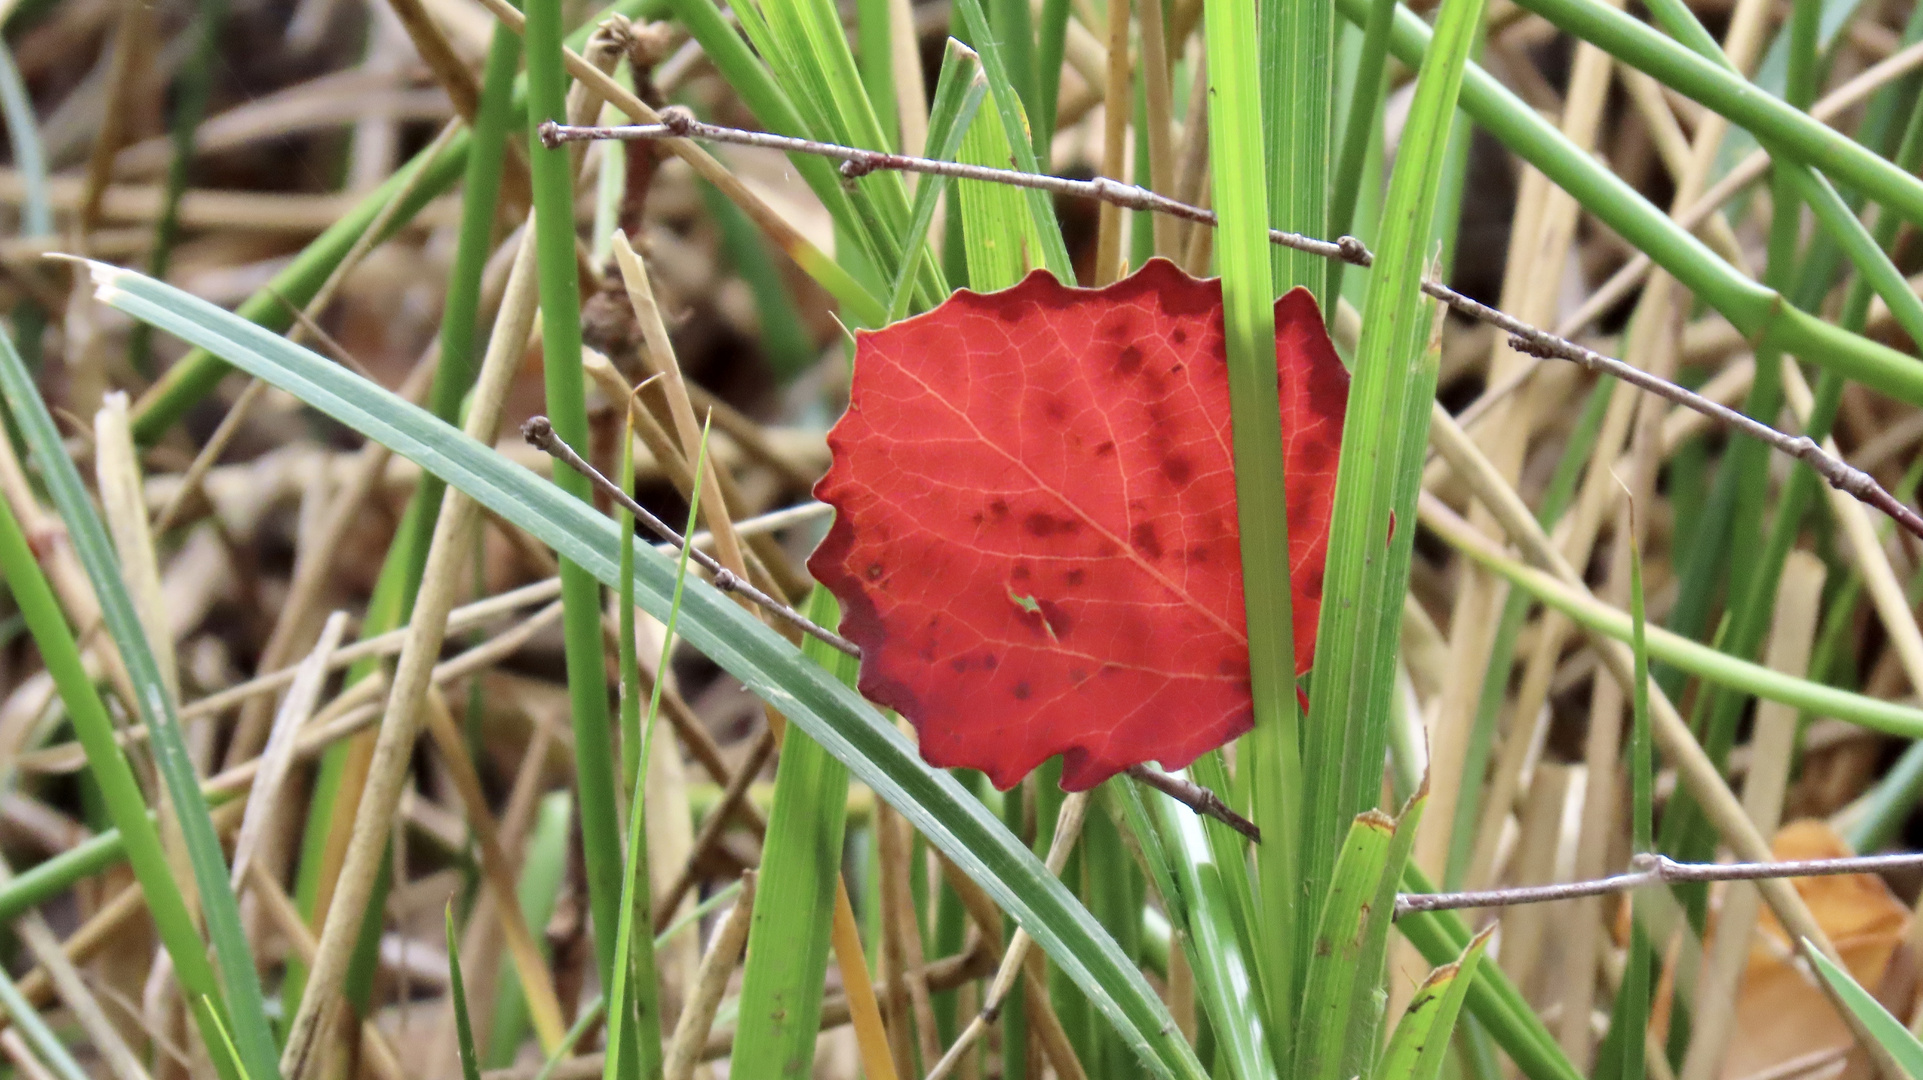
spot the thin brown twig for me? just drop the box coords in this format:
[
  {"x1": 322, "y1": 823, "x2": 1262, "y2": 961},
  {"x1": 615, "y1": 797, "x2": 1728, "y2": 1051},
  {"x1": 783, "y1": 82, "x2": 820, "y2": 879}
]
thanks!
[
  {"x1": 1395, "y1": 849, "x2": 1923, "y2": 918},
  {"x1": 523, "y1": 418, "x2": 1264, "y2": 841},
  {"x1": 539, "y1": 113, "x2": 1923, "y2": 544}
]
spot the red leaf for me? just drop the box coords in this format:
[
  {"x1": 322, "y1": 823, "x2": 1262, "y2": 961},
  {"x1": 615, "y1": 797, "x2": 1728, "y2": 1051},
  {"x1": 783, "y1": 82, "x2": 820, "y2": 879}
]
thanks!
[{"x1": 809, "y1": 259, "x2": 1349, "y2": 791}]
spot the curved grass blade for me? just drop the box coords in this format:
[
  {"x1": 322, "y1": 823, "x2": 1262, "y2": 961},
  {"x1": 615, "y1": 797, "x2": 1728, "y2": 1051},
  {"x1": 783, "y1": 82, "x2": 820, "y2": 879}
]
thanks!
[
  {"x1": 1397, "y1": 864, "x2": 1581, "y2": 1080},
  {"x1": 83, "y1": 259, "x2": 1209, "y2": 1080},
  {"x1": 1805, "y1": 939, "x2": 1923, "y2": 1079},
  {"x1": 0, "y1": 331, "x2": 279, "y2": 1080},
  {"x1": 1377, "y1": 928, "x2": 1492, "y2": 1080}
]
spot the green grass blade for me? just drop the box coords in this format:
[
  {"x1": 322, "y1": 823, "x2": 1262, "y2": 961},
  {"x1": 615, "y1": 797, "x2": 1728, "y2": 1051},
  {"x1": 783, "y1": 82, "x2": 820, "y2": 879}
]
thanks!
[
  {"x1": 196, "y1": 995, "x2": 252, "y2": 1080},
  {"x1": 450, "y1": 907, "x2": 485, "y2": 1080},
  {"x1": 604, "y1": 427, "x2": 700, "y2": 1080},
  {"x1": 1397, "y1": 865, "x2": 1581, "y2": 1080},
  {"x1": 0, "y1": 930, "x2": 96, "y2": 1080},
  {"x1": 1806, "y1": 942, "x2": 1923, "y2": 1077},
  {"x1": 87, "y1": 259, "x2": 1209, "y2": 1080},
  {"x1": 1635, "y1": 0, "x2": 1923, "y2": 348},
  {"x1": 858, "y1": 0, "x2": 896, "y2": 138},
  {"x1": 731, "y1": 587, "x2": 856, "y2": 1077},
  {"x1": 1327, "y1": 0, "x2": 1397, "y2": 306},
  {"x1": 1305, "y1": 0, "x2": 1482, "y2": 984},
  {"x1": 1596, "y1": 527, "x2": 1653, "y2": 1080},
  {"x1": 1300, "y1": 813, "x2": 1396, "y2": 1080},
  {"x1": 1377, "y1": 929, "x2": 1492, "y2": 1080},
  {"x1": 1130, "y1": 777, "x2": 1279, "y2": 1080},
  {"x1": 958, "y1": 81, "x2": 1047, "y2": 290},
  {"x1": 1032, "y1": 0, "x2": 1069, "y2": 159},
  {"x1": 1203, "y1": 0, "x2": 1303, "y2": 1065},
  {"x1": 524, "y1": 0, "x2": 629, "y2": 1013},
  {"x1": 1347, "y1": 790, "x2": 1427, "y2": 1079},
  {"x1": 0, "y1": 333, "x2": 279, "y2": 1080},
  {"x1": 952, "y1": 0, "x2": 1076, "y2": 279},
  {"x1": 1263, "y1": 0, "x2": 1335, "y2": 301},
  {"x1": 891, "y1": 40, "x2": 987, "y2": 319}
]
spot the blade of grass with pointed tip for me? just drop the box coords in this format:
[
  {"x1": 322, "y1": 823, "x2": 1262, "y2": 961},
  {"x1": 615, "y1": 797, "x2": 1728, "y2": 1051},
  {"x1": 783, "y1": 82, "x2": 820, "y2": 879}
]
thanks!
[
  {"x1": 1397, "y1": 865, "x2": 1583, "y2": 1080},
  {"x1": 1304, "y1": 0, "x2": 1482, "y2": 994},
  {"x1": 88, "y1": 259, "x2": 1207, "y2": 1080},
  {"x1": 1595, "y1": 524, "x2": 1654, "y2": 1080},
  {"x1": 0, "y1": 331, "x2": 278, "y2": 1080},
  {"x1": 195, "y1": 996, "x2": 251, "y2": 1080},
  {"x1": 1378, "y1": 930, "x2": 1492, "y2": 1080},
  {"x1": 889, "y1": 40, "x2": 986, "y2": 321},
  {"x1": 1807, "y1": 941, "x2": 1923, "y2": 1077},
  {"x1": 1346, "y1": 789, "x2": 1426, "y2": 1080}
]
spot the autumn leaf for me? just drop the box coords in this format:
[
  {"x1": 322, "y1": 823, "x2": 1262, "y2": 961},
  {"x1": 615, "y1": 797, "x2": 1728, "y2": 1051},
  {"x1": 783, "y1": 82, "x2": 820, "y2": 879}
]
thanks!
[{"x1": 809, "y1": 259, "x2": 1349, "y2": 791}]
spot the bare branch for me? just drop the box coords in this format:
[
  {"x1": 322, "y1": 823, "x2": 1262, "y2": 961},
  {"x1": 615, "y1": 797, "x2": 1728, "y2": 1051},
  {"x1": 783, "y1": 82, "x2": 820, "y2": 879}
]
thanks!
[{"x1": 1395, "y1": 850, "x2": 1923, "y2": 918}]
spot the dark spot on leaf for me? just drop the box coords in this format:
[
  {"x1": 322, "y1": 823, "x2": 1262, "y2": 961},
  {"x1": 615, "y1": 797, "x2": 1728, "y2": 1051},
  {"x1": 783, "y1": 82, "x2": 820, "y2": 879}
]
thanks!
[
  {"x1": 1065, "y1": 569, "x2": 1086, "y2": 586},
  {"x1": 1187, "y1": 544, "x2": 1209, "y2": 563},
  {"x1": 951, "y1": 657, "x2": 971, "y2": 673},
  {"x1": 1172, "y1": 328, "x2": 1188, "y2": 344},
  {"x1": 1025, "y1": 512, "x2": 1057, "y2": 537},
  {"x1": 1387, "y1": 510, "x2": 1397, "y2": 545},
  {"x1": 1316, "y1": 940, "x2": 1334, "y2": 957},
  {"x1": 989, "y1": 499, "x2": 1009, "y2": 519},
  {"x1": 1094, "y1": 440, "x2": 1115, "y2": 457},
  {"x1": 970, "y1": 510, "x2": 985, "y2": 525},
  {"x1": 1011, "y1": 564, "x2": 1031, "y2": 581},
  {"x1": 1171, "y1": 362, "x2": 1184, "y2": 373},
  {"x1": 1044, "y1": 398, "x2": 1067, "y2": 422},
  {"x1": 1131, "y1": 522, "x2": 1163, "y2": 560},
  {"x1": 1099, "y1": 313, "x2": 1132, "y2": 340},
  {"x1": 982, "y1": 653, "x2": 997, "y2": 670},
  {"x1": 1162, "y1": 454, "x2": 1192, "y2": 485},
  {"x1": 866, "y1": 562, "x2": 884, "y2": 581},
  {"x1": 1115, "y1": 344, "x2": 1145, "y2": 376},
  {"x1": 1013, "y1": 682, "x2": 1031, "y2": 700},
  {"x1": 918, "y1": 641, "x2": 937, "y2": 661},
  {"x1": 1070, "y1": 667, "x2": 1089, "y2": 683}
]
